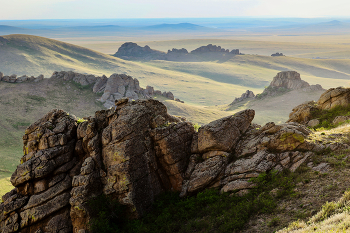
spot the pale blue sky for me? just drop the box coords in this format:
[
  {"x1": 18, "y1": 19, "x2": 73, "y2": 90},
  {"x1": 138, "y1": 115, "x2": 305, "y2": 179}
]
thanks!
[{"x1": 1, "y1": 0, "x2": 349, "y2": 20}]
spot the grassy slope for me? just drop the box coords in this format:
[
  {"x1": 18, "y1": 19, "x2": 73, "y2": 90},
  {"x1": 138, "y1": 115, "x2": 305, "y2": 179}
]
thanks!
[{"x1": 1, "y1": 35, "x2": 350, "y2": 108}]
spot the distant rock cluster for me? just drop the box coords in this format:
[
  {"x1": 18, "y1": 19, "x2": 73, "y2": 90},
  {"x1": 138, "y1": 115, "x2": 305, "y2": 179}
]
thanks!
[
  {"x1": 190, "y1": 44, "x2": 239, "y2": 54},
  {"x1": 0, "y1": 72, "x2": 44, "y2": 83},
  {"x1": 167, "y1": 48, "x2": 188, "y2": 54},
  {"x1": 50, "y1": 71, "x2": 179, "y2": 109},
  {"x1": 114, "y1": 42, "x2": 164, "y2": 60},
  {"x1": 271, "y1": 52, "x2": 285, "y2": 57},
  {"x1": 114, "y1": 42, "x2": 241, "y2": 61}
]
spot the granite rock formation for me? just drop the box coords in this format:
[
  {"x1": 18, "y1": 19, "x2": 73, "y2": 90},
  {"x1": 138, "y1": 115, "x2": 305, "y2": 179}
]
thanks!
[
  {"x1": 113, "y1": 42, "x2": 165, "y2": 60},
  {"x1": 0, "y1": 99, "x2": 194, "y2": 232},
  {"x1": 269, "y1": 71, "x2": 310, "y2": 90},
  {"x1": 2, "y1": 97, "x2": 346, "y2": 232},
  {"x1": 287, "y1": 87, "x2": 350, "y2": 125},
  {"x1": 258, "y1": 71, "x2": 324, "y2": 98},
  {"x1": 230, "y1": 90, "x2": 255, "y2": 105},
  {"x1": 50, "y1": 71, "x2": 176, "y2": 108},
  {"x1": 0, "y1": 73, "x2": 44, "y2": 83},
  {"x1": 113, "y1": 42, "x2": 240, "y2": 61},
  {"x1": 317, "y1": 87, "x2": 350, "y2": 110},
  {"x1": 271, "y1": 52, "x2": 284, "y2": 57}
]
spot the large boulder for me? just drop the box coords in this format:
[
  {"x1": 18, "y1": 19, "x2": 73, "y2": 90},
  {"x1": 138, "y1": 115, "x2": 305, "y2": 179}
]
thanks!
[
  {"x1": 196, "y1": 109, "x2": 255, "y2": 153},
  {"x1": 287, "y1": 101, "x2": 318, "y2": 124},
  {"x1": 317, "y1": 87, "x2": 350, "y2": 110}
]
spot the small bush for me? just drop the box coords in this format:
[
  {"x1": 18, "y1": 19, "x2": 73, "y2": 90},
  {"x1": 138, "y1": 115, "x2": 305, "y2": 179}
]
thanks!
[
  {"x1": 77, "y1": 118, "x2": 86, "y2": 124},
  {"x1": 193, "y1": 123, "x2": 201, "y2": 132}
]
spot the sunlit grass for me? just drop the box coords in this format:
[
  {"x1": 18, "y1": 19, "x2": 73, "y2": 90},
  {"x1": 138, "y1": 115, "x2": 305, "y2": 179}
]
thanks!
[{"x1": 0, "y1": 177, "x2": 13, "y2": 200}]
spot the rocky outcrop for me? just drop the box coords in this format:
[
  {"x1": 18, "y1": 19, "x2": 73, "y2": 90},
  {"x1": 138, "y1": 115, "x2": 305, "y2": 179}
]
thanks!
[
  {"x1": 2, "y1": 98, "x2": 345, "y2": 232},
  {"x1": 191, "y1": 44, "x2": 229, "y2": 54},
  {"x1": 113, "y1": 43, "x2": 241, "y2": 61},
  {"x1": 50, "y1": 71, "x2": 176, "y2": 108},
  {"x1": 113, "y1": 42, "x2": 165, "y2": 60},
  {"x1": 0, "y1": 99, "x2": 195, "y2": 232},
  {"x1": 271, "y1": 52, "x2": 284, "y2": 57},
  {"x1": 230, "y1": 90, "x2": 255, "y2": 105},
  {"x1": 167, "y1": 48, "x2": 188, "y2": 54},
  {"x1": 287, "y1": 101, "x2": 318, "y2": 124},
  {"x1": 181, "y1": 119, "x2": 325, "y2": 197},
  {"x1": 287, "y1": 87, "x2": 350, "y2": 126},
  {"x1": 317, "y1": 87, "x2": 350, "y2": 110},
  {"x1": 0, "y1": 73, "x2": 44, "y2": 83},
  {"x1": 257, "y1": 71, "x2": 324, "y2": 99},
  {"x1": 270, "y1": 71, "x2": 310, "y2": 90},
  {"x1": 2, "y1": 109, "x2": 77, "y2": 233},
  {"x1": 190, "y1": 44, "x2": 239, "y2": 54}
]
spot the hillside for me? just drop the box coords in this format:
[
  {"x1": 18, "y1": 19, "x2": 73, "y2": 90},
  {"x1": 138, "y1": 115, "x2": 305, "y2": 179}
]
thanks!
[
  {"x1": 1, "y1": 34, "x2": 350, "y2": 109},
  {"x1": 0, "y1": 34, "x2": 263, "y2": 106}
]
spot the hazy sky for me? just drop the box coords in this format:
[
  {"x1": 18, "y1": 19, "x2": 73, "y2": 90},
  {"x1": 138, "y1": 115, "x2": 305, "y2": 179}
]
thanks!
[{"x1": 1, "y1": 0, "x2": 349, "y2": 20}]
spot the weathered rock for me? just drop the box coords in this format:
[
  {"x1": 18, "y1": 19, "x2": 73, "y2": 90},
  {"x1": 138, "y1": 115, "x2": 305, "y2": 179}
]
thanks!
[
  {"x1": 151, "y1": 122, "x2": 195, "y2": 191},
  {"x1": 114, "y1": 42, "x2": 165, "y2": 60},
  {"x1": 271, "y1": 52, "x2": 284, "y2": 57},
  {"x1": 235, "y1": 122, "x2": 315, "y2": 156},
  {"x1": 191, "y1": 44, "x2": 231, "y2": 54},
  {"x1": 230, "y1": 90, "x2": 255, "y2": 105},
  {"x1": 221, "y1": 179, "x2": 256, "y2": 193},
  {"x1": 180, "y1": 154, "x2": 229, "y2": 197},
  {"x1": 287, "y1": 101, "x2": 318, "y2": 124},
  {"x1": 197, "y1": 109, "x2": 255, "y2": 153},
  {"x1": 269, "y1": 71, "x2": 310, "y2": 90},
  {"x1": 100, "y1": 99, "x2": 193, "y2": 219},
  {"x1": 317, "y1": 87, "x2": 350, "y2": 110},
  {"x1": 333, "y1": 115, "x2": 349, "y2": 125},
  {"x1": 0, "y1": 109, "x2": 79, "y2": 233},
  {"x1": 92, "y1": 75, "x2": 108, "y2": 93},
  {"x1": 1, "y1": 96, "x2": 328, "y2": 232},
  {"x1": 308, "y1": 119, "x2": 320, "y2": 127},
  {"x1": 162, "y1": 91, "x2": 175, "y2": 100}
]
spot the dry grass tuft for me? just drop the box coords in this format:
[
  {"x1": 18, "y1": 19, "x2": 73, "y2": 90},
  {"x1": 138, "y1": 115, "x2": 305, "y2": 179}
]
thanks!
[{"x1": 278, "y1": 191, "x2": 350, "y2": 233}]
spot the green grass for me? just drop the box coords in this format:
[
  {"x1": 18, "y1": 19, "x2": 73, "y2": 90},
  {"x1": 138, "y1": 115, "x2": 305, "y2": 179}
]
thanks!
[
  {"x1": 310, "y1": 105, "x2": 350, "y2": 129},
  {"x1": 0, "y1": 177, "x2": 13, "y2": 200},
  {"x1": 88, "y1": 169, "x2": 304, "y2": 233},
  {"x1": 27, "y1": 95, "x2": 46, "y2": 103}
]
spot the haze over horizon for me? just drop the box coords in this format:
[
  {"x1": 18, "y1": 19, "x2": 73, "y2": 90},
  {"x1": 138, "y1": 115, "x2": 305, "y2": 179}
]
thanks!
[{"x1": 1, "y1": 0, "x2": 350, "y2": 20}]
